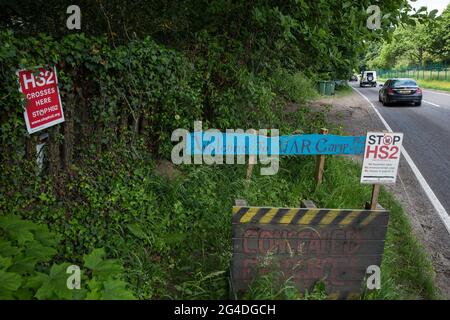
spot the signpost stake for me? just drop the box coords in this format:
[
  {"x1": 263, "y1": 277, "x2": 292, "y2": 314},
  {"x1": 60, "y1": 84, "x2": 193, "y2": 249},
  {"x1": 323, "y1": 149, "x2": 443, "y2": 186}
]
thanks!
[
  {"x1": 315, "y1": 128, "x2": 328, "y2": 185},
  {"x1": 245, "y1": 130, "x2": 258, "y2": 185},
  {"x1": 369, "y1": 184, "x2": 381, "y2": 210}
]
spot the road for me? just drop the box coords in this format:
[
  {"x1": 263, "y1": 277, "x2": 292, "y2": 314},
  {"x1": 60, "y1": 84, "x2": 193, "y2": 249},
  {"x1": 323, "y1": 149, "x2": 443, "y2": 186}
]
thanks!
[{"x1": 350, "y1": 83, "x2": 450, "y2": 216}]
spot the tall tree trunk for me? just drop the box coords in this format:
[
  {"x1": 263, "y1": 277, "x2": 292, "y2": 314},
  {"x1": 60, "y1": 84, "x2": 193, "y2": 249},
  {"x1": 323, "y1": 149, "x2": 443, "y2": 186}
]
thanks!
[
  {"x1": 418, "y1": 47, "x2": 423, "y2": 67},
  {"x1": 48, "y1": 126, "x2": 61, "y2": 177}
]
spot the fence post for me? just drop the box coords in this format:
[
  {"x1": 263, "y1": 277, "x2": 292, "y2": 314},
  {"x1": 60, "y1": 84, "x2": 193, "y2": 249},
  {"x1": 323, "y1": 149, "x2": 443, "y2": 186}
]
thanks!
[
  {"x1": 369, "y1": 184, "x2": 381, "y2": 210},
  {"x1": 315, "y1": 128, "x2": 328, "y2": 186},
  {"x1": 245, "y1": 129, "x2": 258, "y2": 185}
]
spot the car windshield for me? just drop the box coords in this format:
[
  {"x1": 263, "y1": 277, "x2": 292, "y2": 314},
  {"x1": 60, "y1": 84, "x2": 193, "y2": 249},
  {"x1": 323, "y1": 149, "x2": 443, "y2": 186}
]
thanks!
[{"x1": 391, "y1": 79, "x2": 417, "y2": 87}]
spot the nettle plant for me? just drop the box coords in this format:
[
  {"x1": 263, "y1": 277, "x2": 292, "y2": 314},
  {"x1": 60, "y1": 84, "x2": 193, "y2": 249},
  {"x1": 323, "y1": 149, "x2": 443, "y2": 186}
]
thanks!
[{"x1": 0, "y1": 215, "x2": 135, "y2": 299}]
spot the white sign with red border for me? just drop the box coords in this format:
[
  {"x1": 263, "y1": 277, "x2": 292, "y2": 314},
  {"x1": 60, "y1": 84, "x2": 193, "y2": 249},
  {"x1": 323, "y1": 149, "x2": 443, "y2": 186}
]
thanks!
[
  {"x1": 17, "y1": 66, "x2": 65, "y2": 134},
  {"x1": 361, "y1": 131, "x2": 403, "y2": 184}
]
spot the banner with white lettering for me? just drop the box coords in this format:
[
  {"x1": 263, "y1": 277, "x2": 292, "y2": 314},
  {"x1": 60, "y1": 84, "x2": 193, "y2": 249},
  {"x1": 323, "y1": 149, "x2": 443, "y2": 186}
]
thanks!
[{"x1": 17, "y1": 66, "x2": 65, "y2": 134}]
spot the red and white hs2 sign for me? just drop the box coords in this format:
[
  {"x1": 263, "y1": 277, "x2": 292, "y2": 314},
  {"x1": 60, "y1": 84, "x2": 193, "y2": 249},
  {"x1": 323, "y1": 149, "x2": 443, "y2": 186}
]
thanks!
[
  {"x1": 17, "y1": 66, "x2": 65, "y2": 134},
  {"x1": 360, "y1": 132, "x2": 403, "y2": 184}
]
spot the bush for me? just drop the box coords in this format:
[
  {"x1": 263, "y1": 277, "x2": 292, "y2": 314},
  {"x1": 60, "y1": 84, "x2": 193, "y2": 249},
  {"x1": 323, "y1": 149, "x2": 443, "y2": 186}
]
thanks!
[
  {"x1": 0, "y1": 215, "x2": 135, "y2": 299},
  {"x1": 271, "y1": 68, "x2": 319, "y2": 104}
]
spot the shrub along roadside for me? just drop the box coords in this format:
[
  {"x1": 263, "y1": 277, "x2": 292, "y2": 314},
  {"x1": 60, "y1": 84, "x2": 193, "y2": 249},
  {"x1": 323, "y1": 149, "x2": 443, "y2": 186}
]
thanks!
[
  {"x1": 0, "y1": 28, "x2": 438, "y2": 299},
  {"x1": 1, "y1": 107, "x2": 438, "y2": 299}
]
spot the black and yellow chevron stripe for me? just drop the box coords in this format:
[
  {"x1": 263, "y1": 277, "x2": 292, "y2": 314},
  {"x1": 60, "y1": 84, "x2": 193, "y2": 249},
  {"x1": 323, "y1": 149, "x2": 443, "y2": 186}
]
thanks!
[{"x1": 232, "y1": 206, "x2": 388, "y2": 227}]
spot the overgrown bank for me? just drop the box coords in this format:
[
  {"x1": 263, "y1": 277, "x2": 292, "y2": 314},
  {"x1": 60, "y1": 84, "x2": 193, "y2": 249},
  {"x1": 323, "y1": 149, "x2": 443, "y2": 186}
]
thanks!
[{"x1": 0, "y1": 30, "x2": 439, "y2": 299}]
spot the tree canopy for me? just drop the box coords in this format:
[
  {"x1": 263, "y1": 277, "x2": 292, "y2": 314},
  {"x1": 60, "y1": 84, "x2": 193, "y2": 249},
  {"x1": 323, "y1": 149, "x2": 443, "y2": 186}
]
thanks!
[
  {"x1": 1, "y1": 0, "x2": 432, "y2": 78},
  {"x1": 366, "y1": 3, "x2": 450, "y2": 69}
]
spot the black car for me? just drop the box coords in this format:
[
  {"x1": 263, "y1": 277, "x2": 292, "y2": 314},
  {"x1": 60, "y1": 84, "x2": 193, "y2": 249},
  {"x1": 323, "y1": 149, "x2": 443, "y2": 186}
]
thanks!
[{"x1": 378, "y1": 78, "x2": 422, "y2": 106}]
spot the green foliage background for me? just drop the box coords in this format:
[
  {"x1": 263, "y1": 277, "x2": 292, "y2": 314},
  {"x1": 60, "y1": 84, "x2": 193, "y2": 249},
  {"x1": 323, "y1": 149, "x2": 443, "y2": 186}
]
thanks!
[
  {"x1": 366, "y1": 4, "x2": 450, "y2": 69},
  {"x1": 0, "y1": 0, "x2": 440, "y2": 299}
]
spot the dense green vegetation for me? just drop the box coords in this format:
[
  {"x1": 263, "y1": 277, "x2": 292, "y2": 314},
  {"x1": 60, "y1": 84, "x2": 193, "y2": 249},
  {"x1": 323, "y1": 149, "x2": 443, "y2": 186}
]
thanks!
[
  {"x1": 366, "y1": 4, "x2": 450, "y2": 69},
  {"x1": 0, "y1": 1, "x2": 441, "y2": 299}
]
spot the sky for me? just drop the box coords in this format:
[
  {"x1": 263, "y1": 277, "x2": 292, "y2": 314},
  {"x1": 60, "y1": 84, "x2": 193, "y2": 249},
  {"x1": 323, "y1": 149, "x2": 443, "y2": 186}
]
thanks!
[{"x1": 408, "y1": 0, "x2": 450, "y2": 15}]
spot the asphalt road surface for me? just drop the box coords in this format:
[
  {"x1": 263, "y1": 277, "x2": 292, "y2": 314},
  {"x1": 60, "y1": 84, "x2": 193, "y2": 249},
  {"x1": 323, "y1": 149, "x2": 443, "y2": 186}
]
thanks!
[{"x1": 351, "y1": 82, "x2": 450, "y2": 215}]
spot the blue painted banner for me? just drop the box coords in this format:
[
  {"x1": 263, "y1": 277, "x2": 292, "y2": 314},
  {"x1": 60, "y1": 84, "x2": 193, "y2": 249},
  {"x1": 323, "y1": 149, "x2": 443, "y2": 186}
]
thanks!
[
  {"x1": 186, "y1": 132, "x2": 365, "y2": 156},
  {"x1": 279, "y1": 134, "x2": 365, "y2": 155}
]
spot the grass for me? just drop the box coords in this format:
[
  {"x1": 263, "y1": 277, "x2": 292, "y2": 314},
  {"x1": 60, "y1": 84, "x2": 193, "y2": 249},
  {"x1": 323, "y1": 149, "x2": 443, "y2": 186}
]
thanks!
[
  {"x1": 378, "y1": 77, "x2": 450, "y2": 92},
  {"x1": 335, "y1": 84, "x2": 354, "y2": 97},
  {"x1": 85, "y1": 103, "x2": 439, "y2": 300},
  {"x1": 236, "y1": 155, "x2": 439, "y2": 300},
  {"x1": 416, "y1": 79, "x2": 450, "y2": 92},
  {"x1": 114, "y1": 149, "x2": 439, "y2": 299},
  {"x1": 10, "y1": 95, "x2": 438, "y2": 300}
]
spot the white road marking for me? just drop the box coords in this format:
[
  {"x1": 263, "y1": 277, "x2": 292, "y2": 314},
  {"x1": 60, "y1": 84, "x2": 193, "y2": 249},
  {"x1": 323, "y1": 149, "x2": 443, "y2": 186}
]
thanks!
[
  {"x1": 353, "y1": 87, "x2": 450, "y2": 234},
  {"x1": 423, "y1": 100, "x2": 441, "y2": 107}
]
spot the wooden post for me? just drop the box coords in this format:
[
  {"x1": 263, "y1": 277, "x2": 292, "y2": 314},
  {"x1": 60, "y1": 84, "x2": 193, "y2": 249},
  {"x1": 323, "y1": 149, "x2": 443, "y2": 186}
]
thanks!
[
  {"x1": 245, "y1": 129, "x2": 258, "y2": 185},
  {"x1": 369, "y1": 184, "x2": 381, "y2": 210},
  {"x1": 315, "y1": 128, "x2": 328, "y2": 185}
]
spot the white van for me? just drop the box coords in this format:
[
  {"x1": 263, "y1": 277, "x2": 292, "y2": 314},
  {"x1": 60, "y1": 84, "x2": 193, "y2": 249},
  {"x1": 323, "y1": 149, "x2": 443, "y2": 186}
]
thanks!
[{"x1": 360, "y1": 71, "x2": 377, "y2": 87}]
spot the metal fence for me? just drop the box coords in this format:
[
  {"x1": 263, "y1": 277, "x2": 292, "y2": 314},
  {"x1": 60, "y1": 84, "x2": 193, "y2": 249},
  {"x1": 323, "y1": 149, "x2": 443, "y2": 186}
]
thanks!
[{"x1": 377, "y1": 65, "x2": 450, "y2": 81}]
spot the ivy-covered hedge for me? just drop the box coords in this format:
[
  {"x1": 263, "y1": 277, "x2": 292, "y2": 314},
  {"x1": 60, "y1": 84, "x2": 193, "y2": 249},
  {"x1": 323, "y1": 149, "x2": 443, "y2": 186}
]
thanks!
[
  {"x1": 0, "y1": 30, "x2": 320, "y2": 299},
  {"x1": 0, "y1": 31, "x2": 202, "y2": 164}
]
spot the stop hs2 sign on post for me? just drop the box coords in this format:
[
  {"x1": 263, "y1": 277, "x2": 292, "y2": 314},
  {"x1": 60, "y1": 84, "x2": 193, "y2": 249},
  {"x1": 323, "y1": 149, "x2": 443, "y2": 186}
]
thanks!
[
  {"x1": 360, "y1": 132, "x2": 403, "y2": 184},
  {"x1": 17, "y1": 66, "x2": 65, "y2": 134}
]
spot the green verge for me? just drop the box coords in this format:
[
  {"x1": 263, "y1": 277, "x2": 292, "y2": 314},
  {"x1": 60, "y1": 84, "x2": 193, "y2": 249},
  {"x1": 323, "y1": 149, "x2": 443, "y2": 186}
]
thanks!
[
  {"x1": 416, "y1": 80, "x2": 450, "y2": 92},
  {"x1": 158, "y1": 154, "x2": 438, "y2": 300},
  {"x1": 378, "y1": 77, "x2": 450, "y2": 92}
]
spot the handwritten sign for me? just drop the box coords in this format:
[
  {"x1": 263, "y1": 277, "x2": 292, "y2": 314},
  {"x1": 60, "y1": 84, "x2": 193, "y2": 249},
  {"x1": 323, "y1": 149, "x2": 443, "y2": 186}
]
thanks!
[
  {"x1": 231, "y1": 206, "x2": 389, "y2": 299},
  {"x1": 186, "y1": 133, "x2": 365, "y2": 155}
]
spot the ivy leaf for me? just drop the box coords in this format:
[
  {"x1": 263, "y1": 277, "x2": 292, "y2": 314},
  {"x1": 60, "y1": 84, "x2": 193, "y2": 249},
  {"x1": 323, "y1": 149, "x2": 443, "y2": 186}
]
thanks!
[
  {"x1": 26, "y1": 272, "x2": 49, "y2": 290},
  {"x1": 0, "y1": 270, "x2": 22, "y2": 291},
  {"x1": 92, "y1": 260, "x2": 123, "y2": 279},
  {"x1": 8, "y1": 255, "x2": 38, "y2": 275},
  {"x1": 0, "y1": 215, "x2": 36, "y2": 245},
  {"x1": 101, "y1": 279, "x2": 135, "y2": 300},
  {"x1": 14, "y1": 287, "x2": 34, "y2": 300},
  {"x1": 0, "y1": 256, "x2": 13, "y2": 269},
  {"x1": 25, "y1": 243, "x2": 57, "y2": 261},
  {"x1": 35, "y1": 281, "x2": 55, "y2": 300},
  {"x1": 127, "y1": 223, "x2": 147, "y2": 240},
  {"x1": 83, "y1": 248, "x2": 106, "y2": 270},
  {"x1": 87, "y1": 277, "x2": 102, "y2": 292},
  {"x1": 86, "y1": 290, "x2": 102, "y2": 300},
  {"x1": 0, "y1": 240, "x2": 20, "y2": 257},
  {"x1": 35, "y1": 263, "x2": 73, "y2": 300},
  {"x1": 33, "y1": 225, "x2": 61, "y2": 247}
]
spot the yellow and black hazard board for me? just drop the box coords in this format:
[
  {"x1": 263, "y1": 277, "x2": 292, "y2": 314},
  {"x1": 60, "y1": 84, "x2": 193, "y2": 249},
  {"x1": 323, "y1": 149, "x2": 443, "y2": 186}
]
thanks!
[{"x1": 231, "y1": 206, "x2": 389, "y2": 299}]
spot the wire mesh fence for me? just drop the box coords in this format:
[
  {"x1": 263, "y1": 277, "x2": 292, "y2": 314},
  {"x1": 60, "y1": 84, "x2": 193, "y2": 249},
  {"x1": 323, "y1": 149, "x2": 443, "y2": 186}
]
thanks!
[{"x1": 377, "y1": 65, "x2": 450, "y2": 81}]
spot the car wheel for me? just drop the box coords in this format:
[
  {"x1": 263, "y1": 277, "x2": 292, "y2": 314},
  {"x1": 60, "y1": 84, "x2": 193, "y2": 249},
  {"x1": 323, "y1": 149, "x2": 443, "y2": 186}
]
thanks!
[
  {"x1": 415, "y1": 101, "x2": 422, "y2": 106},
  {"x1": 382, "y1": 98, "x2": 389, "y2": 106},
  {"x1": 378, "y1": 94, "x2": 382, "y2": 102}
]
